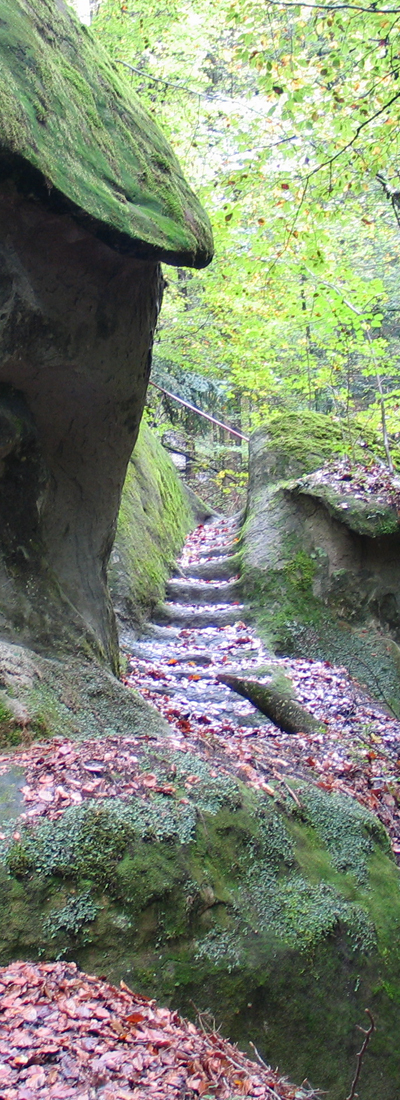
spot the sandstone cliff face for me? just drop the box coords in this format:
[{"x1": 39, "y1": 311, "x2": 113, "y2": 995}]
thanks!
[
  {"x1": 0, "y1": 206, "x2": 161, "y2": 669},
  {"x1": 0, "y1": 0, "x2": 213, "y2": 667},
  {"x1": 242, "y1": 412, "x2": 400, "y2": 714}
]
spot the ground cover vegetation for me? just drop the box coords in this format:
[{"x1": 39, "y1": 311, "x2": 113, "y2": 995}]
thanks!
[{"x1": 93, "y1": 0, "x2": 400, "y2": 493}]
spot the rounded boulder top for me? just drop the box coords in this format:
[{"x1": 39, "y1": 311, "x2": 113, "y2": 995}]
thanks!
[{"x1": 0, "y1": 0, "x2": 214, "y2": 268}]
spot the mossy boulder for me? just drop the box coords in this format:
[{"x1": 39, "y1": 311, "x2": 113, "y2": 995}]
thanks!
[
  {"x1": 0, "y1": 746, "x2": 400, "y2": 1098},
  {"x1": 242, "y1": 413, "x2": 400, "y2": 713},
  {"x1": 0, "y1": 0, "x2": 212, "y2": 669},
  {"x1": 247, "y1": 410, "x2": 389, "y2": 487},
  {"x1": 0, "y1": 637, "x2": 170, "y2": 753},
  {"x1": 109, "y1": 422, "x2": 194, "y2": 629},
  {"x1": 0, "y1": 0, "x2": 213, "y2": 267}
]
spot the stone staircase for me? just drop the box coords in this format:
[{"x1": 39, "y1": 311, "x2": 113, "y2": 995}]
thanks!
[{"x1": 125, "y1": 515, "x2": 271, "y2": 730}]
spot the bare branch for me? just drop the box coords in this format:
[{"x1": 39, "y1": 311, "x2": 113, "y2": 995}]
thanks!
[
  {"x1": 376, "y1": 171, "x2": 400, "y2": 227},
  {"x1": 115, "y1": 58, "x2": 202, "y2": 96},
  {"x1": 265, "y1": 1, "x2": 400, "y2": 13},
  {"x1": 304, "y1": 88, "x2": 400, "y2": 184},
  {"x1": 345, "y1": 1009, "x2": 375, "y2": 1100}
]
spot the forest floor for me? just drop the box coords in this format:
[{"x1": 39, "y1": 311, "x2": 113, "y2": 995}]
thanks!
[{"x1": 1, "y1": 514, "x2": 400, "y2": 1099}]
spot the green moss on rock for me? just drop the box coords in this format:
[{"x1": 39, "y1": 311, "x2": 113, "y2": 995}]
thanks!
[
  {"x1": 251, "y1": 410, "x2": 399, "y2": 485},
  {"x1": 0, "y1": 638, "x2": 170, "y2": 751},
  {"x1": 1, "y1": 754, "x2": 400, "y2": 1097},
  {"x1": 109, "y1": 422, "x2": 194, "y2": 626},
  {"x1": 0, "y1": 0, "x2": 213, "y2": 267},
  {"x1": 242, "y1": 412, "x2": 400, "y2": 710}
]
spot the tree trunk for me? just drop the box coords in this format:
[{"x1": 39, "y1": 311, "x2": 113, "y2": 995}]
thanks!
[
  {"x1": 218, "y1": 674, "x2": 326, "y2": 735},
  {"x1": 0, "y1": 185, "x2": 163, "y2": 671}
]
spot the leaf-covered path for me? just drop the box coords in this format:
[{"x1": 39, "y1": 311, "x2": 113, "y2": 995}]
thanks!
[{"x1": 125, "y1": 514, "x2": 400, "y2": 861}]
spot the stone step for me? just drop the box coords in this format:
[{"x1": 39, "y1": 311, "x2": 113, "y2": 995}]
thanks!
[
  {"x1": 181, "y1": 552, "x2": 241, "y2": 581},
  {"x1": 165, "y1": 577, "x2": 241, "y2": 605},
  {"x1": 152, "y1": 602, "x2": 246, "y2": 629},
  {"x1": 195, "y1": 542, "x2": 238, "y2": 560}
]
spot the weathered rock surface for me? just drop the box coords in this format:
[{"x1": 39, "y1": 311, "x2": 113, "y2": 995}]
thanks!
[
  {"x1": 242, "y1": 412, "x2": 400, "y2": 713},
  {"x1": 0, "y1": 424, "x2": 193, "y2": 746},
  {"x1": 0, "y1": 0, "x2": 213, "y2": 671}
]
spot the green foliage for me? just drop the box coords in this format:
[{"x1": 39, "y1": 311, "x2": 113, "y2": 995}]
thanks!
[
  {"x1": 43, "y1": 891, "x2": 100, "y2": 941},
  {"x1": 93, "y1": 0, "x2": 400, "y2": 454}
]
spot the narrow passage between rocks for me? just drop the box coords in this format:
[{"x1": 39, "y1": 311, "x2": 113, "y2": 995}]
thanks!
[{"x1": 124, "y1": 514, "x2": 400, "y2": 861}]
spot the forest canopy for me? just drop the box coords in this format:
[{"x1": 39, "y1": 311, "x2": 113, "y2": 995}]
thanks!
[{"x1": 92, "y1": 0, "x2": 400, "y2": 451}]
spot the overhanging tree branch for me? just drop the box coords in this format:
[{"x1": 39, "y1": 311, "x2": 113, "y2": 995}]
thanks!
[
  {"x1": 115, "y1": 58, "x2": 203, "y2": 96},
  {"x1": 265, "y1": 1, "x2": 400, "y2": 12},
  {"x1": 264, "y1": 88, "x2": 400, "y2": 275},
  {"x1": 305, "y1": 88, "x2": 400, "y2": 184},
  {"x1": 376, "y1": 171, "x2": 400, "y2": 227}
]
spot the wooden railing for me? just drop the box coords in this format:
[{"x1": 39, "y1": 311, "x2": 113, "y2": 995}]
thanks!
[{"x1": 149, "y1": 382, "x2": 249, "y2": 442}]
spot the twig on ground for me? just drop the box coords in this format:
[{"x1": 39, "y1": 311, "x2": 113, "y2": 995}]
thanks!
[
  {"x1": 189, "y1": 1000, "x2": 218, "y2": 1035},
  {"x1": 249, "y1": 1041, "x2": 269, "y2": 1070},
  {"x1": 345, "y1": 1009, "x2": 375, "y2": 1100},
  {"x1": 249, "y1": 1044, "x2": 284, "y2": 1099},
  {"x1": 281, "y1": 779, "x2": 302, "y2": 808}
]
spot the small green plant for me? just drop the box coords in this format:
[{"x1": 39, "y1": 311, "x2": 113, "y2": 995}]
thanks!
[{"x1": 43, "y1": 890, "x2": 100, "y2": 941}]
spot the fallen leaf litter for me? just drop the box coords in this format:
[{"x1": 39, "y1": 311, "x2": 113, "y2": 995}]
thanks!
[{"x1": 0, "y1": 960, "x2": 319, "y2": 1099}]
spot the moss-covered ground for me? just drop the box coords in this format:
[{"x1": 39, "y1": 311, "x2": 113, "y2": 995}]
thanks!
[
  {"x1": 0, "y1": 412, "x2": 400, "y2": 1097},
  {"x1": 0, "y1": 743, "x2": 400, "y2": 1099}
]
